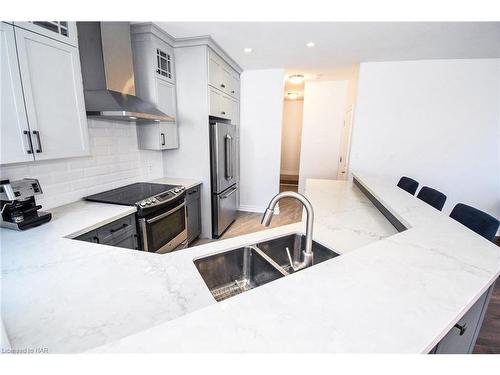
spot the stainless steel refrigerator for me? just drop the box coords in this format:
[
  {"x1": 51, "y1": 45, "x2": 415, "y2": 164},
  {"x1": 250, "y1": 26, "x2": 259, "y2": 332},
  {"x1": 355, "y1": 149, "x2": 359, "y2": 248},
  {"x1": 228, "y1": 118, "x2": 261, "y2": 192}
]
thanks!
[{"x1": 210, "y1": 121, "x2": 238, "y2": 238}]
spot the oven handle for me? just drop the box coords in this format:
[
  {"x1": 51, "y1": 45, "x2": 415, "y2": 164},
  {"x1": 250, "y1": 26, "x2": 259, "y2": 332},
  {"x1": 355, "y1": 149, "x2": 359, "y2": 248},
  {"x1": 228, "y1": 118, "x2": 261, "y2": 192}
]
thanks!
[{"x1": 146, "y1": 201, "x2": 186, "y2": 224}]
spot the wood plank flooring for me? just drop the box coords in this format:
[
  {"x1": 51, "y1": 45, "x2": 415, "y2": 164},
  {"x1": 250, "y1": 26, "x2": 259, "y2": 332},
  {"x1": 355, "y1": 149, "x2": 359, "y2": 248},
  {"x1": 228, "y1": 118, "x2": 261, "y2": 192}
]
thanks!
[
  {"x1": 221, "y1": 184, "x2": 302, "y2": 239},
  {"x1": 473, "y1": 237, "x2": 500, "y2": 354},
  {"x1": 473, "y1": 278, "x2": 500, "y2": 353}
]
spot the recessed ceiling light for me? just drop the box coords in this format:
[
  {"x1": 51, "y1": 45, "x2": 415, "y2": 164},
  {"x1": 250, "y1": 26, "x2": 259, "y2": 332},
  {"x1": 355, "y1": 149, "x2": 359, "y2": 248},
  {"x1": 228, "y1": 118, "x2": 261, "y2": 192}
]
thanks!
[
  {"x1": 244, "y1": 47, "x2": 252, "y2": 53},
  {"x1": 289, "y1": 74, "x2": 305, "y2": 84},
  {"x1": 287, "y1": 92, "x2": 300, "y2": 100},
  {"x1": 306, "y1": 42, "x2": 315, "y2": 47}
]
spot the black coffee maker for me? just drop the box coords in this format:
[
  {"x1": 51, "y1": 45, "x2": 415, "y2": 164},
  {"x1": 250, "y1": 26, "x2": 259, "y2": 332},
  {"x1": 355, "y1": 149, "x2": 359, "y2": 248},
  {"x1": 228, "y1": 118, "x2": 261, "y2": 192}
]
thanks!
[{"x1": 0, "y1": 178, "x2": 52, "y2": 230}]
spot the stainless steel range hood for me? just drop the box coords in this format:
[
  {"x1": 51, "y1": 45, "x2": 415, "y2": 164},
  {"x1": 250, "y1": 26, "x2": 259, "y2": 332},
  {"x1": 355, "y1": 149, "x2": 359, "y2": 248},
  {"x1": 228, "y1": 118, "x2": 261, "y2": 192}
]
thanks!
[{"x1": 77, "y1": 22, "x2": 174, "y2": 122}]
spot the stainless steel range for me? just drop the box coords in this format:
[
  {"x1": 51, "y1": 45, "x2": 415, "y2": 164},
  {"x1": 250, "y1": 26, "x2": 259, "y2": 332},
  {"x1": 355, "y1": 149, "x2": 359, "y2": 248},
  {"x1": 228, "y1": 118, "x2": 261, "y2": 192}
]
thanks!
[{"x1": 84, "y1": 183, "x2": 187, "y2": 253}]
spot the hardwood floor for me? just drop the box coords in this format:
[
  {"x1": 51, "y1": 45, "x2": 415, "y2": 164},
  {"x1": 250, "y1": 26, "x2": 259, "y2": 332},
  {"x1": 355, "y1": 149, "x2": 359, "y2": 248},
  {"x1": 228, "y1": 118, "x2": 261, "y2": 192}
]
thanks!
[
  {"x1": 473, "y1": 278, "x2": 500, "y2": 353},
  {"x1": 221, "y1": 184, "x2": 302, "y2": 239}
]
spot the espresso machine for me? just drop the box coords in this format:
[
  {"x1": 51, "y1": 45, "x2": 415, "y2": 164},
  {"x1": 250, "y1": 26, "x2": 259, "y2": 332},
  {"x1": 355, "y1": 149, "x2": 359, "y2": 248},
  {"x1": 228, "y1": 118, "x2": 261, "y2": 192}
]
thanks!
[{"x1": 0, "y1": 178, "x2": 52, "y2": 230}]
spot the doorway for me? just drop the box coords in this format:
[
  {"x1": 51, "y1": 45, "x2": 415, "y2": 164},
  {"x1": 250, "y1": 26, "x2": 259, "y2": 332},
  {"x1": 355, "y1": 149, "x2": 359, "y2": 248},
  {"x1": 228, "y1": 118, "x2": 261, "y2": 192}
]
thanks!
[{"x1": 280, "y1": 97, "x2": 304, "y2": 191}]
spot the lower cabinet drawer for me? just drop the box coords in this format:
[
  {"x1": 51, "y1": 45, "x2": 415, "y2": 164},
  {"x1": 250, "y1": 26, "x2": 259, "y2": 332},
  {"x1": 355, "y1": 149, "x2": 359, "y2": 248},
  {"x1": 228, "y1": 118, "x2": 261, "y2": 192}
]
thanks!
[
  {"x1": 96, "y1": 214, "x2": 135, "y2": 240},
  {"x1": 186, "y1": 185, "x2": 201, "y2": 204},
  {"x1": 74, "y1": 214, "x2": 138, "y2": 250}
]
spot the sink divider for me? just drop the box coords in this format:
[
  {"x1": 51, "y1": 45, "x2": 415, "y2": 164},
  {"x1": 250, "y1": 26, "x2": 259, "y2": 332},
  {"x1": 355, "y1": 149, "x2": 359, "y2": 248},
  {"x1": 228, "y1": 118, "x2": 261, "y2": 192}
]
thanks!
[{"x1": 246, "y1": 245, "x2": 289, "y2": 277}]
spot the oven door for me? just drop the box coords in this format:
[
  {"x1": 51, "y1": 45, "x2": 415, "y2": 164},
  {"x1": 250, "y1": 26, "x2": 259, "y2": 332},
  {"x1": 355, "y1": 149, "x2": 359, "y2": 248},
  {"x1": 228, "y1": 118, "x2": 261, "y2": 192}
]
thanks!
[{"x1": 139, "y1": 200, "x2": 187, "y2": 254}]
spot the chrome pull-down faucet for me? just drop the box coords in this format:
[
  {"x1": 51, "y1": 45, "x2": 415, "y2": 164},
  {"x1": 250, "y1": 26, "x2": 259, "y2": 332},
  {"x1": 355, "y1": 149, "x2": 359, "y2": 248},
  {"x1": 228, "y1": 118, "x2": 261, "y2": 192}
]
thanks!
[{"x1": 261, "y1": 191, "x2": 314, "y2": 271}]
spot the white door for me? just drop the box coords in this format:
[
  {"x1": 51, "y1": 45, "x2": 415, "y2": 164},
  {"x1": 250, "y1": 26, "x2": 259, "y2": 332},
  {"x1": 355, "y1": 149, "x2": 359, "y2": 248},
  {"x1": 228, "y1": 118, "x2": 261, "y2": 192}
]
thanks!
[
  {"x1": 337, "y1": 105, "x2": 354, "y2": 180},
  {"x1": 14, "y1": 27, "x2": 89, "y2": 161},
  {"x1": 155, "y1": 78, "x2": 176, "y2": 117},
  {"x1": 0, "y1": 23, "x2": 34, "y2": 164}
]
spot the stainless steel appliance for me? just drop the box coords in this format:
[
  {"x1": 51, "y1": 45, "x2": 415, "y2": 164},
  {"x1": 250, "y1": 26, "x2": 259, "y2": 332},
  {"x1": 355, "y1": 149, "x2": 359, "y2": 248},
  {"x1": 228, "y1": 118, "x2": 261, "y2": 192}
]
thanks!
[
  {"x1": 76, "y1": 22, "x2": 174, "y2": 123},
  {"x1": 84, "y1": 183, "x2": 187, "y2": 253},
  {"x1": 0, "y1": 179, "x2": 51, "y2": 230},
  {"x1": 210, "y1": 121, "x2": 238, "y2": 238}
]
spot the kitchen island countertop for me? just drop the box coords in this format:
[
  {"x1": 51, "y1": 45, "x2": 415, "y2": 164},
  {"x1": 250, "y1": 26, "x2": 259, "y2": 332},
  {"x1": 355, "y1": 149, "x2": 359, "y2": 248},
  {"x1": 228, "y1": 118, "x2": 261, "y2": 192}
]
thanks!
[{"x1": 2, "y1": 173, "x2": 499, "y2": 353}]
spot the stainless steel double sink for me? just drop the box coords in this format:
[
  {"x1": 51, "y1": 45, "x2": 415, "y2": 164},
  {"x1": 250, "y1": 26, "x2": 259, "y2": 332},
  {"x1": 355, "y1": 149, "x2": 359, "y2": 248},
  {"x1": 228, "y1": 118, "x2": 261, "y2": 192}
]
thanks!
[{"x1": 194, "y1": 234, "x2": 339, "y2": 302}]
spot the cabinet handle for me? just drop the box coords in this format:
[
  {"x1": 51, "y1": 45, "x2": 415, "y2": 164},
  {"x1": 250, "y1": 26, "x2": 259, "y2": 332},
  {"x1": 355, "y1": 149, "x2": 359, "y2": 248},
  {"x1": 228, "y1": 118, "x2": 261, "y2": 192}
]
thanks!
[
  {"x1": 188, "y1": 190, "x2": 197, "y2": 195},
  {"x1": 161, "y1": 133, "x2": 166, "y2": 146},
  {"x1": 93, "y1": 236, "x2": 100, "y2": 244},
  {"x1": 231, "y1": 90, "x2": 235, "y2": 94},
  {"x1": 32, "y1": 130, "x2": 42, "y2": 153},
  {"x1": 23, "y1": 131, "x2": 34, "y2": 154},
  {"x1": 220, "y1": 84, "x2": 226, "y2": 88},
  {"x1": 110, "y1": 223, "x2": 128, "y2": 234},
  {"x1": 221, "y1": 111, "x2": 226, "y2": 115},
  {"x1": 454, "y1": 323, "x2": 467, "y2": 336}
]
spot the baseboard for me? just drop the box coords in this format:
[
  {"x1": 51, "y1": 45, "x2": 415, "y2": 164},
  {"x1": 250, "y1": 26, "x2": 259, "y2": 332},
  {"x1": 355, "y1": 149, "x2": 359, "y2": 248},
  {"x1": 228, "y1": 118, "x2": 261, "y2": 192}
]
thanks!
[{"x1": 238, "y1": 204, "x2": 280, "y2": 215}]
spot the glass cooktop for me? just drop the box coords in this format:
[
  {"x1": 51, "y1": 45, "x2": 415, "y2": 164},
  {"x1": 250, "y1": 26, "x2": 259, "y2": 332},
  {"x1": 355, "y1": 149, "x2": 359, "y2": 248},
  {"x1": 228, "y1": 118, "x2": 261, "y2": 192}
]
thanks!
[{"x1": 84, "y1": 183, "x2": 177, "y2": 206}]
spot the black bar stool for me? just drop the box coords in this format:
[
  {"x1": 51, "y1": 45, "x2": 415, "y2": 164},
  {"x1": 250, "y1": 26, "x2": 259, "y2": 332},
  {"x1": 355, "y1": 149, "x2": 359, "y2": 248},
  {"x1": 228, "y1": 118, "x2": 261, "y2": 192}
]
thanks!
[
  {"x1": 417, "y1": 186, "x2": 447, "y2": 211},
  {"x1": 397, "y1": 176, "x2": 419, "y2": 195},
  {"x1": 450, "y1": 203, "x2": 499, "y2": 242}
]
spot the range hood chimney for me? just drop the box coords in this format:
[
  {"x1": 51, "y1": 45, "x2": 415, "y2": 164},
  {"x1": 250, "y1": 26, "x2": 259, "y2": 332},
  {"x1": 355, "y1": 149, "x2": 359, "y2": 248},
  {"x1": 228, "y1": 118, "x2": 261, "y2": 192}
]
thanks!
[{"x1": 77, "y1": 22, "x2": 174, "y2": 122}]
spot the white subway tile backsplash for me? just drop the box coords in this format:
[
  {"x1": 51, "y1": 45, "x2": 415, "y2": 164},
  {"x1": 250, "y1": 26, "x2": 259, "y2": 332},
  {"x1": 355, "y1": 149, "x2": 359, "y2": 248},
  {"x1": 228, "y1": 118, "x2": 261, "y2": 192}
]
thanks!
[{"x1": 0, "y1": 119, "x2": 163, "y2": 209}]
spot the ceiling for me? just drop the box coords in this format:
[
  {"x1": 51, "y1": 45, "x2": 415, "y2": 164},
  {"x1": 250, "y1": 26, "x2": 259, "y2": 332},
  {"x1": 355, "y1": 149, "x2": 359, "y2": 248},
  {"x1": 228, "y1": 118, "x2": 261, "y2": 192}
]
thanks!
[{"x1": 157, "y1": 22, "x2": 500, "y2": 79}]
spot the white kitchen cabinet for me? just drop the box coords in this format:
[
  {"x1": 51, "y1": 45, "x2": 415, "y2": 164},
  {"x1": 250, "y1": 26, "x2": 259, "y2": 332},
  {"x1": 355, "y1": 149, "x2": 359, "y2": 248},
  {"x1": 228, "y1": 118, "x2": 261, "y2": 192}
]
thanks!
[
  {"x1": 209, "y1": 87, "x2": 232, "y2": 120},
  {"x1": 155, "y1": 78, "x2": 176, "y2": 117},
  {"x1": 154, "y1": 40, "x2": 175, "y2": 84},
  {"x1": 131, "y1": 24, "x2": 179, "y2": 150},
  {"x1": 208, "y1": 49, "x2": 240, "y2": 100},
  {"x1": 208, "y1": 51, "x2": 222, "y2": 90},
  {"x1": 230, "y1": 98, "x2": 240, "y2": 126},
  {"x1": 0, "y1": 23, "x2": 34, "y2": 164},
  {"x1": 137, "y1": 121, "x2": 178, "y2": 150},
  {"x1": 14, "y1": 26, "x2": 89, "y2": 161},
  {"x1": 229, "y1": 71, "x2": 240, "y2": 98},
  {"x1": 14, "y1": 21, "x2": 78, "y2": 47}
]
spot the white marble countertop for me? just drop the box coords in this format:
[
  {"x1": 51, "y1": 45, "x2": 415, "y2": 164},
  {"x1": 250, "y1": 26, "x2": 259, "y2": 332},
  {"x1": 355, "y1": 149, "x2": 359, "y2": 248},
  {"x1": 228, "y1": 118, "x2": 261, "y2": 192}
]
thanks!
[{"x1": 2, "y1": 173, "x2": 499, "y2": 353}]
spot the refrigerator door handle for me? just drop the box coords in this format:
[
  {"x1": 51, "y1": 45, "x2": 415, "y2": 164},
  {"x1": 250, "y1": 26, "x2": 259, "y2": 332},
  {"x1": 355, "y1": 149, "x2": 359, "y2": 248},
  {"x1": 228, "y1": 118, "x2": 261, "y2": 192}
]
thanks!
[
  {"x1": 220, "y1": 186, "x2": 237, "y2": 199},
  {"x1": 225, "y1": 134, "x2": 233, "y2": 180}
]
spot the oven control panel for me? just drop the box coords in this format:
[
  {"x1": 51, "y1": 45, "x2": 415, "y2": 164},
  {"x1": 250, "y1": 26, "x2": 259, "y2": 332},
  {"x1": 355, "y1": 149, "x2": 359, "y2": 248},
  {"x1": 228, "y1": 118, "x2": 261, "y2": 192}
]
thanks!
[{"x1": 137, "y1": 186, "x2": 185, "y2": 210}]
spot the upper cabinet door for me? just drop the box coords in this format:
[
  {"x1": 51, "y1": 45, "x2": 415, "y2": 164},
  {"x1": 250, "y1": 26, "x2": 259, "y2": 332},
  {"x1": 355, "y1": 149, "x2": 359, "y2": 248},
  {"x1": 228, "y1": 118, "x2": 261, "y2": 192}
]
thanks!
[
  {"x1": 219, "y1": 65, "x2": 232, "y2": 94},
  {"x1": 154, "y1": 41, "x2": 175, "y2": 84},
  {"x1": 230, "y1": 71, "x2": 240, "y2": 99},
  {"x1": 155, "y1": 78, "x2": 177, "y2": 118},
  {"x1": 14, "y1": 27, "x2": 90, "y2": 161},
  {"x1": 13, "y1": 21, "x2": 78, "y2": 47},
  {"x1": 0, "y1": 23, "x2": 34, "y2": 164},
  {"x1": 208, "y1": 51, "x2": 222, "y2": 89}
]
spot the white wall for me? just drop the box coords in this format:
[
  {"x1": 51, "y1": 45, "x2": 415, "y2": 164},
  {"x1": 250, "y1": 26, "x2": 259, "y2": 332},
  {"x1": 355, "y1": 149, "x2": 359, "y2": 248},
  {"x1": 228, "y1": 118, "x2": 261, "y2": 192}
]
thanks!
[
  {"x1": 162, "y1": 45, "x2": 212, "y2": 238},
  {"x1": 350, "y1": 59, "x2": 500, "y2": 220},
  {"x1": 0, "y1": 119, "x2": 164, "y2": 210},
  {"x1": 239, "y1": 69, "x2": 285, "y2": 212},
  {"x1": 280, "y1": 99, "x2": 303, "y2": 176},
  {"x1": 298, "y1": 80, "x2": 349, "y2": 192}
]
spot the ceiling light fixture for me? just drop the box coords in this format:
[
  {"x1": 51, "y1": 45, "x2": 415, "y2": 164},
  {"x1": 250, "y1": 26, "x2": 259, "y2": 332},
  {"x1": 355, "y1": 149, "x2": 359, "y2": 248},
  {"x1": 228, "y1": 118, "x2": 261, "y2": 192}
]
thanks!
[
  {"x1": 244, "y1": 47, "x2": 252, "y2": 53},
  {"x1": 306, "y1": 42, "x2": 315, "y2": 47},
  {"x1": 287, "y1": 92, "x2": 300, "y2": 100},
  {"x1": 289, "y1": 74, "x2": 305, "y2": 84}
]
